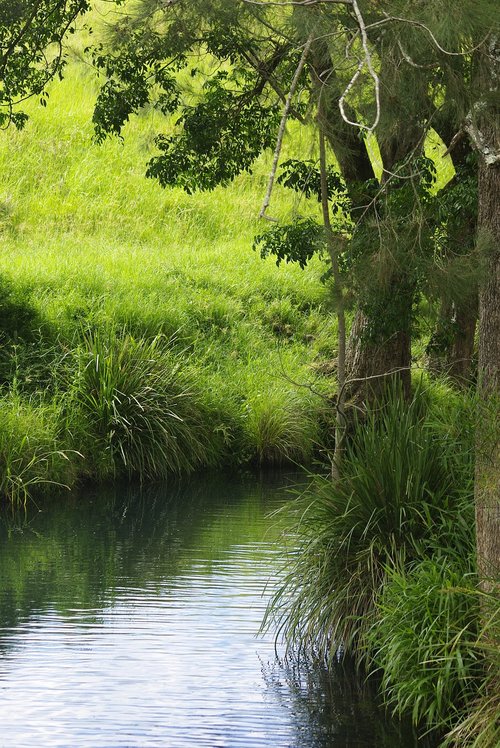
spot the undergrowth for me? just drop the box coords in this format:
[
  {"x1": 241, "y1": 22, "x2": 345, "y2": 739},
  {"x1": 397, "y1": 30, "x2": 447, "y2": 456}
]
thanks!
[{"x1": 263, "y1": 383, "x2": 499, "y2": 746}]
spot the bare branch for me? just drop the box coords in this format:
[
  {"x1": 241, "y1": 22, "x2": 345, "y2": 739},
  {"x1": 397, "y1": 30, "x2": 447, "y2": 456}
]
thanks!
[
  {"x1": 243, "y1": 0, "x2": 351, "y2": 7},
  {"x1": 338, "y1": 0, "x2": 380, "y2": 132},
  {"x1": 442, "y1": 128, "x2": 466, "y2": 157},
  {"x1": 396, "y1": 40, "x2": 439, "y2": 70},
  {"x1": 259, "y1": 34, "x2": 314, "y2": 220},
  {"x1": 381, "y1": 13, "x2": 492, "y2": 58}
]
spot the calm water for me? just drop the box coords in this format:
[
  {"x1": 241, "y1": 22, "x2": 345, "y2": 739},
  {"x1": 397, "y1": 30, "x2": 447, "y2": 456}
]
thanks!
[{"x1": 0, "y1": 473, "x2": 420, "y2": 747}]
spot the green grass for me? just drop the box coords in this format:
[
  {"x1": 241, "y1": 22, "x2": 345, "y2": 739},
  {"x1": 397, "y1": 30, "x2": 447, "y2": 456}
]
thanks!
[
  {"x1": 0, "y1": 57, "x2": 337, "y2": 498},
  {"x1": 263, "y1": 383, "x2": 475, "y2": 661}
]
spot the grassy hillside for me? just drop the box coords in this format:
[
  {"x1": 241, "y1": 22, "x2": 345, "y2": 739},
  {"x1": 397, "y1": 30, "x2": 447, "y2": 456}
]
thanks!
[{"x1": 0, "y1": 56, "x2": 338, "y2": 500}]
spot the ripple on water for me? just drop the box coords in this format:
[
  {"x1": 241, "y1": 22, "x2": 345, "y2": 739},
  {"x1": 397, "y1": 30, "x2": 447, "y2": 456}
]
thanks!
[{"x1": 0, "y1": 476, "x2": 420, "y2": 748}]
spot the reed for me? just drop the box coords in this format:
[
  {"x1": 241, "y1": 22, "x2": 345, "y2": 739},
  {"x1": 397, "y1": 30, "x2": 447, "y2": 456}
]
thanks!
[
  {"x1": 263, "y1": 384, "x2": 475, "y2": 662},
  {"x1": 62, "y1": 328, "x2": 226, "y2": 480}
]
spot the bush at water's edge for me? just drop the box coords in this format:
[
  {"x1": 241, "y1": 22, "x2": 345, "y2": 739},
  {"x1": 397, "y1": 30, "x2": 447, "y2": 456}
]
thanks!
[{"x1": 263, "y1": 383, "x2": 499, "y2": 748}]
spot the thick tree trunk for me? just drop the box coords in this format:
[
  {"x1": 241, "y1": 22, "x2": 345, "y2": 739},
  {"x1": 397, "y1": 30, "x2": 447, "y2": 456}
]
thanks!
[
  {"x1": 341, "y1": 48, "x2": 424, "y2": 408},
  {"x1": 345, "y1": 309, "x2": 412, "y2": 404},
  {"x1": 428, "y1": 296, "x2": 478, "y2": 386},
  {"x1": 475, "y1": 156, "x2": 500, "y2": 587},
  {"x1": 472, "y1": 34, "x2": 500, "y2": 592}
]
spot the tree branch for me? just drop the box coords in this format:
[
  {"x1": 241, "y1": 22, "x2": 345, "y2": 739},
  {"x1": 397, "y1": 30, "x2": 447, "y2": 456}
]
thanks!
[
  {"x1": 338, "y1": 0, "x2": 380, "y2": 132},
  {"x1": 259, "y1": 34, "x2": 314, "y2": 220}
]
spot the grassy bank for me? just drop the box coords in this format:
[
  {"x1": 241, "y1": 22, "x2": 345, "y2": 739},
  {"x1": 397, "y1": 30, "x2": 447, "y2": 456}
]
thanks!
[
  {"x1": 0, "y1": 60, "x2": 339, "y2": 501},
  {"x1": 265, "y1": 382, "x2": 499, "y2": 748}
]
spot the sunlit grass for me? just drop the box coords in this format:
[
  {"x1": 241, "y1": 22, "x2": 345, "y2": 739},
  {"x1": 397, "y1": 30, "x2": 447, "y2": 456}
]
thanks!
[{"x1": 0, "y1": 58, "x2": 337, "y2": 494}]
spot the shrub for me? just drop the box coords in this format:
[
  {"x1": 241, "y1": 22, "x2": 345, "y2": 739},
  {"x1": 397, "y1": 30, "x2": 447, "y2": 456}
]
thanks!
[{"x1": 263, "y1": 384, "x2": 474, "y2": 661}]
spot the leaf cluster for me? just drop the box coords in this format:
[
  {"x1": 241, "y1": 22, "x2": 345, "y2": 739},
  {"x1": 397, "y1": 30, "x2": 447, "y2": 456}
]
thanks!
[
  {"x1": 254, "y1": 217, "x2": 323, "y2": 270},
  {"x1": 146, "y1": 80, "x2": 281, "y2": 191},
  {"x1": 0, "y1": 0, "x2": 90, "y2": 129},
  {"x1": 91, "y1": 0, "x2": 307, "y2": 191}
]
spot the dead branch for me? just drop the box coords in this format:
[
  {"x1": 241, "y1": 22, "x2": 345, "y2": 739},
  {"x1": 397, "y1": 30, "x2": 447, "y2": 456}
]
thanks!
[
  {"x1": 338, "y1": 0, "x2": 380, "y2": 132},
  {"x1": 259, "y1": 34, "x2": 314, "y2": 220}
]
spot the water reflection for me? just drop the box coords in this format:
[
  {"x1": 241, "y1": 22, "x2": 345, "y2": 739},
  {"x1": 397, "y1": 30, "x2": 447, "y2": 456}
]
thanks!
[{"x1": 0, "y1": 473, "x2": 423, "y2": 747}]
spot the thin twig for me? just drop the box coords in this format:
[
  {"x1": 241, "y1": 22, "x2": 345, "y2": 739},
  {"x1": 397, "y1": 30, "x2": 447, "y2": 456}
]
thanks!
[
  {"x1": 259, "y1": 34, "x2": 314, "y2": 220},
  {"x1": 338, "y1": 0, "x2": 380, "y2": 132}
]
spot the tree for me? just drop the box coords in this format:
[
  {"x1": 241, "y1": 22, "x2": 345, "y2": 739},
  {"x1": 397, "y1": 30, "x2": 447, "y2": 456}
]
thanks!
[
  {"x1": 91, "y1": 0, "x2": 499, "y2": 586},
  {"x1": 472, "y1": 36, "x2": 500, "y2": 588},
  {"x1": 0, "y1": 0, "x2": 90, "y2": 130}
]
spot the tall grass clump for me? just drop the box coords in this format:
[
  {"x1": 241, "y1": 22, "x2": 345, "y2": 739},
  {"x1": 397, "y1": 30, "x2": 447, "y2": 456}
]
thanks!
[
  {"x1": 445, "y1": 628, "x2": 499, "y2": 748},
  {"x1": 246, "y1": 389, "x2": 321, "y2": 466},
  {"x1": 62, "y1": 328, "x2": 227, "y2": 480},
  {"x1": 366, "y1": 559, "x2": 482, "y2": 730},
  {"x1": 366, "y1": 558, "x2": 499, "y2": 747},
  {"x1": 0, "y1": 395, "x2": 71, "y2": 504},
  {"x1": 264, "y1": 383, "x2": 474, "y2": 661}
]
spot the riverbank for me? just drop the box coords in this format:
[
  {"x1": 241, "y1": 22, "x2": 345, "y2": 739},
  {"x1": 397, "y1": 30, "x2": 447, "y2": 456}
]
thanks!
[
  {"x1": 1, "y1": 41, "x2": 497, "y2": 748},
  {"x1": 0, "y1": 62, "x2": 339, "y2": 501}
]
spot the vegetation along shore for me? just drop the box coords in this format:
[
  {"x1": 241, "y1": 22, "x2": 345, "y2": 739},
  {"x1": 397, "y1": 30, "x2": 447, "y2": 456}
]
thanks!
[{"x1": 1, "y1": 2, "x2": 498, "y2": 747}]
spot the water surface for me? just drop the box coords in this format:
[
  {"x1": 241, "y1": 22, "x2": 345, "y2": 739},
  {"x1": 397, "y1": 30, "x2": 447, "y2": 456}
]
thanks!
[{"x1": 0, "y1": 473, "x2": 420, "y2": 747}]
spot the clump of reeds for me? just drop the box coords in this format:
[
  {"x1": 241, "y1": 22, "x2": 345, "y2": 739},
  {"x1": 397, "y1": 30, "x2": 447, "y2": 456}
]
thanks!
[
  {"x1": 62, "y1": 328, "x2": 226, "y2": 480},
  {"x1": 263, "y1": 383, "x2": 474, "y2": 659}
]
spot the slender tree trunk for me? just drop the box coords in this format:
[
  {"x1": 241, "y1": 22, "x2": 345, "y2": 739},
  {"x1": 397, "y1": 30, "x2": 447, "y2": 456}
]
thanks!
[
  {"x1": 318, "y1": 121, "x2": 346, "y2": 478},
  {"x1": 449, "y1": 300, "x2": 478, "y2": 384}
]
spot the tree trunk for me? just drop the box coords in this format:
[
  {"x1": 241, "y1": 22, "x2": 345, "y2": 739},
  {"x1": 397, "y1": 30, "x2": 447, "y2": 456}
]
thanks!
[
  {"x1": 428, "y1": 296, "x2": 478, "y2": 386},
  {"x1": 448, "y1": 300, "x2": 478, "y2": 384},
  {"x1": 428, "y1": 119, "x2": 478, "y2": 386},
  {"x1": 475, "y1": 155, "x2": 500, "y2": 588},
  {"x1": 341, "y1": 46, "x2": 425, "y2": 408},
  {"x1": 472, "y1": 34, "x2": 500, "y2": 592},
  {"x1": 345, "y1": 308, "x2": 412, "y2": 404}
]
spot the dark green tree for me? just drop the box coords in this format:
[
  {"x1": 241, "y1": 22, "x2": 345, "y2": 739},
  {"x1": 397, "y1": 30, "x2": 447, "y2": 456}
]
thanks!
[{"x1": 90, "y1": 0, "x2": 499, "y2": 593}]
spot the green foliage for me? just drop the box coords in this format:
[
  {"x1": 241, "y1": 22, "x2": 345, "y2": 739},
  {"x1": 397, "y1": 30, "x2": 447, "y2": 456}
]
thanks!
[
  {"x1": 445, "y1": 653, "x2": 500, "y2": 748},
  {"x1": 0, "y1": 396, "x2": 71, "y2": 504},
  {"x1": 0, "y1": 276, "x2": 42, "y2": 340},
  {"x1": 254, "y1": 218, "x2": 324, "y2": 270},
  {"x1": 277, "y1": 159, "x2": 350, "y2": 214},
  {"x1": 0, "y1": 60, "x2": 334, "y2": 492},
  {"x1": 366, "y1": 559, "x2": 482, "y2": 730},
  {"x1": 147, "y1": 81, "x2": 281, "y2": 192},
  {"x1": 63, "y1": 329, "x2": 225, "y2": 480},
  {"x1": 246, "y1": 389, "x2": 320, "y2": 466},
  {"x1": 91, "y1": 0, "x2": 297, "y2": 192},
  {"x1": 264, "y1": 384, "x2": 474, "y2": 660},
  {"x1": 0, "y1": 0, "x2": 89, "y2": 129}
]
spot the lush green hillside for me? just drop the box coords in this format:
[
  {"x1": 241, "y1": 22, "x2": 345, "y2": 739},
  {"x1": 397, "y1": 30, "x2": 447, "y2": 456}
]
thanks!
[{"x1": 0, "y1": 57, "x2": 339, "y2": 499}]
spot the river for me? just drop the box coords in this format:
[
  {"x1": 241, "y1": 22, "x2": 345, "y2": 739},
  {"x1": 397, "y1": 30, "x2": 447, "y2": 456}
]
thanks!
[{"x1": 0, "y1": 472, "x2": 422, "y2": 747}]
